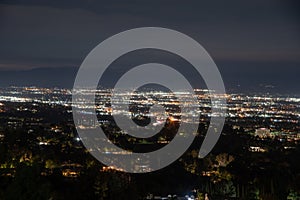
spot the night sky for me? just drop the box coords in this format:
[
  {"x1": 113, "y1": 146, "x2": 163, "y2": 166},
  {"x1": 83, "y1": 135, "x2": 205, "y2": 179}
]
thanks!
[{"x1": 0, "y1": 0, "x2": 300, "y2": 93}]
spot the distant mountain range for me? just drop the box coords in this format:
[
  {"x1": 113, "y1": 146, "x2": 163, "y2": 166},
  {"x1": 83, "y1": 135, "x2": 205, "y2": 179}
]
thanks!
[
  {"x1": 0, "y1": 67, "x2": 78, "y2": 89},
  {"x1": 0, "y1": 63, "x2": 299, "y2": 95}
]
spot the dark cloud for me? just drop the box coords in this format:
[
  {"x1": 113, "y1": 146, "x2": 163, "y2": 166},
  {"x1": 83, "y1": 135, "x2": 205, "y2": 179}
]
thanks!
[{"x1": 0, "y1": 0, "x2": 299, "y2": 92}]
